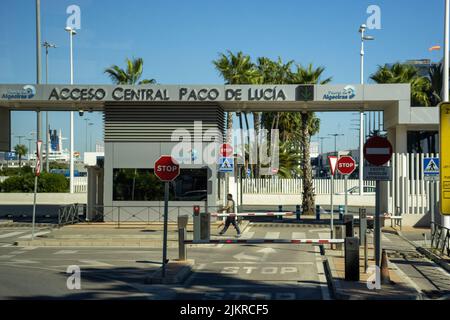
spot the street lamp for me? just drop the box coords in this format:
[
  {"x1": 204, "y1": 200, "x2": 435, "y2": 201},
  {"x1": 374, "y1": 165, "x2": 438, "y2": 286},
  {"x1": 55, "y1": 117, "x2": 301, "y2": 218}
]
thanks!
[
  {"x1": 42, "y1": 41, "x2": 56, "y2": 172},
  {"x1": 65, "y1": 26, "x2": 77, "y2": 194},
  {"x1": 359, "y1": 23, "x2": 375, "y2": 195},
  {"x1": 328, "y1": 133, "x2": 344, "y2": 156}
]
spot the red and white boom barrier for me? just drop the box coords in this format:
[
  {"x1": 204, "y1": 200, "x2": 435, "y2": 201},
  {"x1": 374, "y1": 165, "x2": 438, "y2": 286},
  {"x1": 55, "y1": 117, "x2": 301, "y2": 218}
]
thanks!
[
  {"x1": 210, "y1": 211, "x2": 294, "y2": 218},
  {"x1": 184, "y1": 238, "x2": 344, "y2": 244}
]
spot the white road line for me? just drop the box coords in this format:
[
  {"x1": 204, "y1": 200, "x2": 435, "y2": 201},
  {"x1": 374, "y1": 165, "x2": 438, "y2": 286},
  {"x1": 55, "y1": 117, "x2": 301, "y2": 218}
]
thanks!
[
  {"x1": 54, "y1": 250, "x2": 78, "y2": 255},
  {"x1": 381, "y1": 234, "x2": 391, "y2": 242},
  {"x1": 77, "y1": 260, "x2": 113, "y2": 267},
  {"x1": 213, "y1": 261, "x2": 314, "y2": 265},
  {"x1": 1, "y1": 244, "x2": 13, "y2": 248},
  {"x1": 309, "y1": 228, "x2": 331, "y2": 233},
  {"x1": 0, "y1": 255, "x2": 14, "y2": 259},
  {"x1": 264, "y1": 232, "x2": 280, "y2": 239},
  {"x1": 314, "y1": 246, "x2": 331, "y2": 300},
  {"x1": 10, "y1": 251, "x2": 26, "y2": 255},
  {"x1": 241, "y1": 231, "x2": 255, "y2": 239},
  {"x1": 291, "y1": 232, "x2": 305, "y2": 239},
  {"x1": 20, "y1": 247, "x2": 38, "y2": 250},
  {"x1": 0, "y1": 231, "x2": 27, "y2": 239},
  {"x1": 18, "y1": 231, "x2": 50, "y2": 239}
]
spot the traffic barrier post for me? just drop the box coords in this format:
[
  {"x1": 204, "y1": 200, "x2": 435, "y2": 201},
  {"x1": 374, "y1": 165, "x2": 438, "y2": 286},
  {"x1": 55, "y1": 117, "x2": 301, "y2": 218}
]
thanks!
[
  {"x1": 296, "y1": 205, "x2": 301, "y2": 220},
  {"x1": 316, "y1": 205, "x2": 321, "y2": 220},
  {"x1": 345, "y1": 237, "x2": 360, "y2": 281}
]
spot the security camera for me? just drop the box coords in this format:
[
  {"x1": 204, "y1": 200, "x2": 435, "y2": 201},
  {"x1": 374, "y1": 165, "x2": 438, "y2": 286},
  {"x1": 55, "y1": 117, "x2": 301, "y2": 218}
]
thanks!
[{"x1": 78, "y1": 109, "x2": 84, "y2": 116}]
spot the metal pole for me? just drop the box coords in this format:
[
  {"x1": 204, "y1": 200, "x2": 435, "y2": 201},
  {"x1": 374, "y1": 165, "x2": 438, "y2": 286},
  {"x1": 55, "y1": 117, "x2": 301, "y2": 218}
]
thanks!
[
  {"x1": 32, "y1": 175, "x2": 38, "y2": 240},
  {"x1": 431, "y1": 181, "x2": 436, "y2": 233},
  {"x1": 162, "y1": 181, "x2": 169, "y2": 278},
  {"x1": 36, "y1": 0, "x2": 42, "y2": 172},
  {"x1": 375, "y1": 180, "x2": 382, "y2": 266},
  {"x1": 359, "y1": 26, "x2": 365, "y2": 196},
  {"x1": 344, "y1": 175, "x2": 348, "y2": 215},
  {"x1": 69, "y1": 30, "x2": 75, "y2": 194},
  {"x1": 364, "y1": 232, "x2": 368, "y2": 273},
  {"x1": 331, "y1": 174, "x2": 334, "y2": 239},
  {"x1": 443, "y1": 0, "x2": 450, "y2": 229}
]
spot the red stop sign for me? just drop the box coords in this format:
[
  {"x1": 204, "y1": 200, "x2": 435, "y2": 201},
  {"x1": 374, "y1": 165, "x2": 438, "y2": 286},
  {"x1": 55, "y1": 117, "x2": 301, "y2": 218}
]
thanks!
[
  {"x1": 337, "y1": 156, "x2": 356, "y2": 175},
  {"x1": 154, "y1": 155, "x2": 180, "y2": 181},
  {"x1": 363, "y1": 136, "x2": 393, "y2": 166},
  {"x1": 220, "y1": 143, "x2": 233, "y2": 157}
]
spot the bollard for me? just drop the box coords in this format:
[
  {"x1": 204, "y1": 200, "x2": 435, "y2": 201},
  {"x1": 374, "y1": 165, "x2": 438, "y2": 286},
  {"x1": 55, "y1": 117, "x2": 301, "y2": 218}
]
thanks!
[
  {"x1": 339, "y1": 205, "x2": 344, "y2": 220},
  {"x1": 278, "y1": 205, "x2": 283, "y2": 220},
  {"x1": 343, "y1": 214, "x2": 354, "y2": 238},
  {"x1": 296, "y1": 205, "x2": 301, "y2": 220},
  {"x1": 334, "y1": 225, "x2": 343, "y2": 250},
  {"x1": 178, "y1": 227, "x2": 186, "y2": 260},
  {"x1": 193, "y1": 205, "x2": 201, "y2": 242},
  {"x1": 316, "y1": 205, "x2": 321, "y2": 220},
  {"x1": 359, "y1": 208, "x2": 367, "y2": 247},
  {"x1": 200, "y1": 212, "x2": 210, "y2": 241},
  {"x1": 345, "y1": 237, "x2": 360, "y2": 281}
]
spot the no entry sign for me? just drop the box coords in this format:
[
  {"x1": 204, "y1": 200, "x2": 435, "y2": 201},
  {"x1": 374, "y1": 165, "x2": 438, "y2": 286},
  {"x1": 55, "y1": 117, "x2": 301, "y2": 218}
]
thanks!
[
  {"x1": 337, "y1": 156, "x2": 356, "y2": 175},
  {"x1": 363, "y1": 136, "x2": 393, "y2": 166},
  {"x1": 154, "y1": 155, "x2": 180, "y2": 181}
]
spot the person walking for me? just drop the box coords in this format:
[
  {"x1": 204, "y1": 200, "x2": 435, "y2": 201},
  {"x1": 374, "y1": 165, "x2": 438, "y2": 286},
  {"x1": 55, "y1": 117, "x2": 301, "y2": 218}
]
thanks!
[{"x1": 219, "y1": 194, "x2": 241, "y2": 236}]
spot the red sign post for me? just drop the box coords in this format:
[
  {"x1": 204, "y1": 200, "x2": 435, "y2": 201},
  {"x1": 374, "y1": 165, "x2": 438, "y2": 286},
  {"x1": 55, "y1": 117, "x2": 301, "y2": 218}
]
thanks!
[
  {"x1": 154, "y1": 155, "x2": 180, "y2": 278},
  {"x1": 337, "y1": 156, "x2": 356, "y2": 175}
]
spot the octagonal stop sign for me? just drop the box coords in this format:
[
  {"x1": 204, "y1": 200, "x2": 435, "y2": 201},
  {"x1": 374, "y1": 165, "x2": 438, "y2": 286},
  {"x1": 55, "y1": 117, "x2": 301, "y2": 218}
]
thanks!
[
  {"x1": 337, "y1": 156, "x2": 356, "y2": 175},
  {"x1": 154, "y1": 155, "x2": 180, "y2": 181}
]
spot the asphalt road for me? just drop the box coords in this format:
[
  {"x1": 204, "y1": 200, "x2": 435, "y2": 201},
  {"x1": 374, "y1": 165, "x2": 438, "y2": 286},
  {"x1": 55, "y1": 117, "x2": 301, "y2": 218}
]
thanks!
[{"x1": 0, "y1": 224, "x2": 332, "y2": 300}]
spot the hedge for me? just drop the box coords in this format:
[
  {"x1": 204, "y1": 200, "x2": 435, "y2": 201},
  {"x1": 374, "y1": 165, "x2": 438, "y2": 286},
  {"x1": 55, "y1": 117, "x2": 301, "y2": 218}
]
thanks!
[{"x1": 0, "y1": 173, "x2": 69, "y2": 193}]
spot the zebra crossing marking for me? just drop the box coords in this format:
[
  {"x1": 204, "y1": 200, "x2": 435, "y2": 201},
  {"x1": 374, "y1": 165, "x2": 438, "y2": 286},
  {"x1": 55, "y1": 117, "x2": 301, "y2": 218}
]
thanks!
[
  {"x1": 291, "y1": 232, "x2": 306, "y2": 239},
  {"x1": 264, "y1": 232, "x2": 280, "y2": 239},
  {"x1": 0, "y1": 231, "x2": 27, "y2": 239}
]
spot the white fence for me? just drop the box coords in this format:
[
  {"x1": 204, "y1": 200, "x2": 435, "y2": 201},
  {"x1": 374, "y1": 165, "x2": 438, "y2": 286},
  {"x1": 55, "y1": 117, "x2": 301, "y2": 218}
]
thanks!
[{"x1": 243, "y1": 178, "x2": 375, "y2": 195}]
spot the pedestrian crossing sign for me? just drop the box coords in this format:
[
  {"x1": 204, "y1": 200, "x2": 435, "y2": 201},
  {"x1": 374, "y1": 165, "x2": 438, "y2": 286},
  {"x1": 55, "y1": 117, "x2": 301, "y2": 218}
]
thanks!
[
  {"x1": 218, "y1": 157, "x2": 234, "y2": 173},
  {"x1": 423, "y1": 157, "x2": 439, "y2": 181}
]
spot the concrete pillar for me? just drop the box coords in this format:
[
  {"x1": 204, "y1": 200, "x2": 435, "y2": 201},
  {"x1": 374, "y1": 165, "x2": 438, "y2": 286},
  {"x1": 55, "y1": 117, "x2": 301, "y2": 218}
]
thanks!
[{"x1": 87, "y1": 166, "x2": 97, "y2": 221}]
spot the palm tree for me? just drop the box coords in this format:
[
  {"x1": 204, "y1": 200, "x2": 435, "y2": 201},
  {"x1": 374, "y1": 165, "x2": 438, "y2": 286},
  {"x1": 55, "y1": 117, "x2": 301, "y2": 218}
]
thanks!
[
  {"x1": 370, "y1": 63, "x2": 432, "y2": 106},
  {"x1": 277, "y1": 142, "x2": 302, "y2": 178},
  {"x1": 213, "y1": 51, "x2": 260, "y2": 143},
  {"x1": 104, "y1": 57, "x2": 156, "y2": 85},
  {"x1": 429, "y1": 62, "x2": 443, "y2": 106},
  {"x1": 14, "y1": 144, "x2": 28, "y2": 168},
  {"x1": 289, "y1": 63, "x2": 332, "y2": 215}
]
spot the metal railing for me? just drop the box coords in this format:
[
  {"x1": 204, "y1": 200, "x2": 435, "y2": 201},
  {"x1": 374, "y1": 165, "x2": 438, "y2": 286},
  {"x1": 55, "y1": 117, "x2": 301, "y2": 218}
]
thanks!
[
  {"x1": 58, "y1": 203, "x2": 224, "y2": 227},
  {"x1": 430, "y1": 222, "x2": 450, "y2": 256}
]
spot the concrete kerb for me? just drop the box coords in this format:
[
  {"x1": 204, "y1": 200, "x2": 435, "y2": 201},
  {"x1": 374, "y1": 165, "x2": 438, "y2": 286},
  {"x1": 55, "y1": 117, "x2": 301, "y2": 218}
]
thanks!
[{"x1": 144, "y1": 259, "x2": 195, "y2": 285}]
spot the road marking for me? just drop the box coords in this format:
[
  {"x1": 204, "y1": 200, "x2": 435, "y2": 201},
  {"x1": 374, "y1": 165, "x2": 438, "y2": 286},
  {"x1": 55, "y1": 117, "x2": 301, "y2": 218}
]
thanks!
[
  {"x1": 77, "y1": 260, "x2": 113, "y2": 267},
  {"x1": 54, "y1": 250, "x2": 78, "y2": 255},
  {"x1": 7, "y1": 259, "x2": 39, "y2": 264},
  {"x1": 309, "y1": 228, "x2": 331, "y2": 233},
  {"x1": 1, "y1": 244, "x2": 13, "y2": 248},
  {"x1": 10, "y1": 251, "x2": 26, "y2": 255},
  {"x1": 292, "y1": 232, "x2": 305, "y2": 239},
  {"x1": 213, "y1": 261, "x2": 314, "y2": 265},
  {"x1": 0, "y1": 255, "x2": 14, "y2": 259},
  {"x1": 264, "y1": 232, "x2": 279, "y2": 239},
  {"x1": 18, "y1": 231, "x2": 50, "y2": 239},
  {"x1": 314, "y1": 246, "x2": 331, "y2": 300},
  {"x1": 0, "y1": 231, "x2": 27, "y2": 238},
  {"x1": 382, "y1": 234, "x2": 391, "y2": 242},
  {"x1": 21, "y1": 247, "x2": 38, "y2": 250},
  {"x1": 241, "y1": 231, "x2": 255, "y2": 239}
]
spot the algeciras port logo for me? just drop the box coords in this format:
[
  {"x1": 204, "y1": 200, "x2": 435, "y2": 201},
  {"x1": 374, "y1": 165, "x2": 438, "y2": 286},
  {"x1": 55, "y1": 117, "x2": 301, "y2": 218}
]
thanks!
[
  {"x1": 323, "y1": 85, "x2": 356, "y2": 101},
  {"x1": 2, "y1": 85, "x2": 36, "y2": 100}
]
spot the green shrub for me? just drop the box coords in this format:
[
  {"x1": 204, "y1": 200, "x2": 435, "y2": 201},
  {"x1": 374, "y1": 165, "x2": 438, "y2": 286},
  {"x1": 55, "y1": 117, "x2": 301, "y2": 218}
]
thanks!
[
  {"x1": 0, "y1": 173, "x2": 69, "y2": 193},
  {"x1": 0, "y1": 165, "x2": 33, "y2": 176}
]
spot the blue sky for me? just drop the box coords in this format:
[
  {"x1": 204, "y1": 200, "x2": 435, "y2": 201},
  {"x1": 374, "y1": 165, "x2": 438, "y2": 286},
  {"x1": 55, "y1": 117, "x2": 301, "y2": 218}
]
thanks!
[{"x1": 0, "y1": 0, "x2": 445, "y2": 154}]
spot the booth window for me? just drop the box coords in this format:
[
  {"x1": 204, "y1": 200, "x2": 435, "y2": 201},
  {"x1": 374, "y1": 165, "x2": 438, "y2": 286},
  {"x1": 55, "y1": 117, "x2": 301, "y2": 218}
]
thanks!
[{"x1": 113, "y1": 168, "x2": 207, "y2": 201}]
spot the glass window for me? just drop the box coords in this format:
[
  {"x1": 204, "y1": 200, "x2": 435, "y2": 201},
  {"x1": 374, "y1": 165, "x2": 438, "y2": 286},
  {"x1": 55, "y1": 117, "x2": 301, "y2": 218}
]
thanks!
[
  {"x1": 407, "y1": 131, "x2": 439, "y2": 154},
  {"x1": 113, "y1": 168, "x2": 207, "y2": 201}
]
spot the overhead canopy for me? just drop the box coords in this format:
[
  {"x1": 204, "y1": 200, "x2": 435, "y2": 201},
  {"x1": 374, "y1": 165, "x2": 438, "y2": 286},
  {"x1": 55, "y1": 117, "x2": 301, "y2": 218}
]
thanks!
[{"x1": 0, "y1": 83, "x2": 410, "y2": 112}]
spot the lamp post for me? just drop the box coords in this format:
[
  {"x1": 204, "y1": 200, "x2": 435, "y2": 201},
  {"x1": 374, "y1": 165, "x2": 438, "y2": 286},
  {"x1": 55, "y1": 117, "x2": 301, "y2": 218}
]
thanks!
[
  {"x1": 328, "y1": 133, "x2": 344, "y2": 156},
  {"x1": 84, "y1": 118, "x2": 90, "y2": 155},
  {"x1": 88, "y1": 122, "x2": 94, "y2": 152},
  {"x1": 43, "y1": 41, "x2": 56, "y2": 172},
  {"x1": 65, "y1": 26, "x2": 77, "y2": 194},
  {"x1": 35, "y1": 0, "x2": 42, "y2": 173},
  {"x1": 359, "y1": 24, "x2": 375, "y2": 195}
]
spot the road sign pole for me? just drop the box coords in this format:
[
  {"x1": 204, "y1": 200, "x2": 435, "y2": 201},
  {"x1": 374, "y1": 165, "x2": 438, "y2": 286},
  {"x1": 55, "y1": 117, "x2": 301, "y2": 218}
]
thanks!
[
  {"x1": 344, "y1": 175, "x2": 348, "y2": 216},
  {"x1": 431, "y1": 181, "x2": 436, "y2": 232},
  {"x1": 331, "y1": 174, "x2": 334, "y2": 239},
  {"x1": 162, "y1": 181, "x2": 169, "y2": 278},
  {"x1": 375, "y1": 180, "x2": 382, "y2": 267}
]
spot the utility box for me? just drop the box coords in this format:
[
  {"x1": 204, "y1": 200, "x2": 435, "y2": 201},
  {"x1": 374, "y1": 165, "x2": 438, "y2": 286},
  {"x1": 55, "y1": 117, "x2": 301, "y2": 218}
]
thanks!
[
  {"x1": 200, "y1": 212, "x2": 210, "y2": 241},
  {"x1": 345, "y1": 237, "x2": 360, "y2": 281}
]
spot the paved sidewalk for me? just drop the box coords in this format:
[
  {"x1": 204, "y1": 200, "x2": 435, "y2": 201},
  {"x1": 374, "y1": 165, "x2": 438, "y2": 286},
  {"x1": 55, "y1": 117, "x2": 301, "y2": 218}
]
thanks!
[{"x1": 326, "y1": 244, "x2": 420, "y2": 300}]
